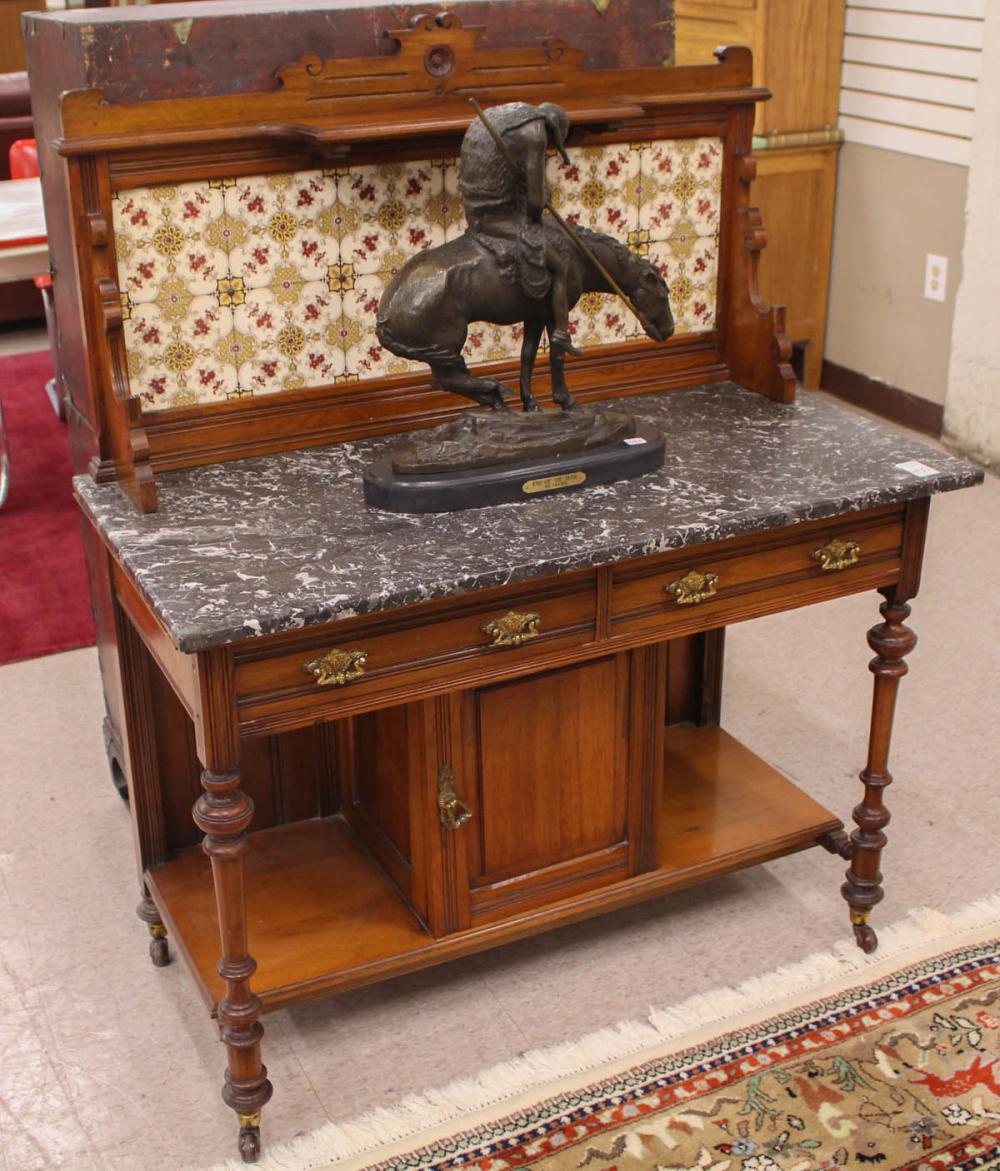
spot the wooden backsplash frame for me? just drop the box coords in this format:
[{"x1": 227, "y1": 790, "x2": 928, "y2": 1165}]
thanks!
[{"x1": 55, "y1": 14, "x2": 792, "y2": 512}]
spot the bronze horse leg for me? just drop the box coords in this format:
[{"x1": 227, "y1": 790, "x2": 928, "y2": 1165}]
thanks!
[
  {"x1": 428, "y1": 354, "x2": 513, "y2": 411},
  {"x1": 547, "y1": 327, "x2": 578, "y2": 410},
  {"x1": 518, "y1": 318, "x2": 544, "y2": 412}
]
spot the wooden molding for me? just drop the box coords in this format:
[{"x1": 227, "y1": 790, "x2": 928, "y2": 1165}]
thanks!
[
  {"x1": 55, "y1": 19, "x2": 766, "y2": 156},
  {"x1": 821, "y1": 360, "x2": 944, "y2": 438}
]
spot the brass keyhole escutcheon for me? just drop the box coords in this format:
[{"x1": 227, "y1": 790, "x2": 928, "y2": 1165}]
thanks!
[
  {"x1": 303, "y1": 646, "x2": 368, "y2": 686},
  {"x1": 812, "y1": 537, "x2": 861, "y2": 572},
  {"x1": 482, "y1": 609, "x2": 541, "y2": 647},
  {"x1": 666, "y1": 569, "x2": 719, "y2": 605},
  {"x1": 437, "y1": 765, "x2": 472, "y2": 831}
]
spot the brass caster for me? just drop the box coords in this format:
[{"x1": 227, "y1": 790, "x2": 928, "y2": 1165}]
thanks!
[
  {"x1": 851, "y1": 911, "x2": 878, "y2": 954},
  {"x1": 149, "y1": 937, "x2": 170, "y2": 967},
  {"x1": 238, "y1": 1115, "x2": 261, "y2": 1163},
  {"x1": 147, "y1": 923, "x2": 170, "y2": 968}
]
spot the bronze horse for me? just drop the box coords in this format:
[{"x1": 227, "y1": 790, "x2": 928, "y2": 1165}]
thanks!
[{"x1": 376, "y1": 220, "x2": 674, "y2": 412}]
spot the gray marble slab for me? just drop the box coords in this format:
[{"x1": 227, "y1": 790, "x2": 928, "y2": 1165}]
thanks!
[{"x1": 75, "y1": 383, "x2": 984, "y2": 653}]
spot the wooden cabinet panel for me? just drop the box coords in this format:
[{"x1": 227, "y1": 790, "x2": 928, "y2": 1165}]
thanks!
[
  {"x1": 473, "y1": 657, "x2": 629, "y2": 882},
  {"x1": 439, "y1": 648, "x2": 666, "y2": 927},
  {"x1": 754, "y1": 144, "x2": 840, "y2": 388},
  {"x1": 0, "y1": 0, "x2": 32, "y2": 73},
  {"x1": 675, "y1": 0, "x2": 845, "y2": 137}
]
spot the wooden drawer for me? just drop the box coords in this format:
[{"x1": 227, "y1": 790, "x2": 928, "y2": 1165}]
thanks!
[
  {"x1": 611, "y1": 509, "x2": 904, "y2": 638},
  {"x1": 234, "y1": 574, "x2": 597, "y2": 725}
]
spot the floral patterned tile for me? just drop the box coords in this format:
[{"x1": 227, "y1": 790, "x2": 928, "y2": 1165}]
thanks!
[
  {"x1": 225, "y1": 171, "x2": 338, "y2": 289},
  {"x1": 639, "y1": 137, "x2": 723, "y2": 240},
  {"x1": 462, "y1": 322, "x2": 522, "y2": 367},
  {"x1": 569, "y1": 291, "x2": 646, "y2": 351},
  {"x1": 114, "y1": 184, "x2": 228, "y2": 304},
  {"x1": 437, "y1": 158, "x2": 467, "y2": 244},
  {"x1": 648, "y1": 235, "x2": 718, "y2": 335},
  {"x1": 113, "y1": 136, "x2": 722, "y2": 411},
  {"x1": 338, "y1": 276, "x2": 415, "y2": 381},
  {"x1": 232, "y1": 282, "x2": 344, "y2": 392},
  {"x1": 334, "y1": 160, "x2": 444, "y2": 277},
  {"x1": 547, "y1": 142, "x2": 640, "y2": 237}
]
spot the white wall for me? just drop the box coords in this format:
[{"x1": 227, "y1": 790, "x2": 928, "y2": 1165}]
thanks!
[
  {"x1": 839, "y1": 0, "x2": 984, "y2": 167},
  {"x1": 945, "y1": 0, "x2": 1000, "y2": 466}
]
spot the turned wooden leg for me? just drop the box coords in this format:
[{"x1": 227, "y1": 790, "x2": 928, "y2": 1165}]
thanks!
[
  {"x1": 842, "y1": 588, "x2": 917, "y2": 953},
  {"x1": 136, "y1": 893, "x2": 170, "y2": 967},
  {"x1": 193, "y1": 766, "x2": 273, "y2": 1163}
]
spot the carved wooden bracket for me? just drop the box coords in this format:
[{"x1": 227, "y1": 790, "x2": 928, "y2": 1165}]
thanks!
[
  {"x1": 96, "y1": 276, "x2": 157, "y2": 512},
  {"x1": 718, "y1": 143, "x2": 796, "y2": 405}
]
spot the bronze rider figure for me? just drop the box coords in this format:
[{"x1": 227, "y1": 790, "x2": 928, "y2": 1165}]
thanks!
[{"x1": 458, "y1": 101, "x2": 582, "y2": 359}]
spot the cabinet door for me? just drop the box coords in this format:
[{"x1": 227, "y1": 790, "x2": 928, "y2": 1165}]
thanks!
[{"x1": 434, "y1": 648, "x2": 665, "y2": 930}]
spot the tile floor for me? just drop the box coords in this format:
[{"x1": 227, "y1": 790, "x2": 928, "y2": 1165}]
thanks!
[{"x1": 0, "y1": 352, "x2": 997, "y2": 1169}]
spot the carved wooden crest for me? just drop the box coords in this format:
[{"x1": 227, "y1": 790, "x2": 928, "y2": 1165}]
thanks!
[{"x1": 276, "y1": 13, "x2": 587, "y2": 104}]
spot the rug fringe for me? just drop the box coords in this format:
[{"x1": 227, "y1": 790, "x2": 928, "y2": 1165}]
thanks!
[{"x1": 218, "y1": 893, "x2": 1000, "y2": 1171}]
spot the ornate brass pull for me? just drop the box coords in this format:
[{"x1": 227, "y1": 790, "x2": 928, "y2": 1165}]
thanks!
[
  {"x1": 666, "y1": 569, "x2": 719, "y2": 605},
  {"x1": 482, "y1": 609, "x2": 541, "y2": 647},
  {"x1": 812, "y1": 537, "x2": 861, "y2": 572},
  {"x1": 303, "y1": 646, "x2": 368, "y2": 687},
  {"x1": 437, "y1": 765, "x2": 472, "y2": 831}
]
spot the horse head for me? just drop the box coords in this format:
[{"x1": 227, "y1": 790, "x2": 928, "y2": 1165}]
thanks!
[
  {"x1": 621, "y1": 250, "x2": 675, "y2": 343},
  {"x1": 576, "y1": 227, "x2": 675, "y2": 344}
]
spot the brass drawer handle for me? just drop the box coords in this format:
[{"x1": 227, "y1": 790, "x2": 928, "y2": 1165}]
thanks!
[
  {"x1": 812, "y1": 538, "x2": 861, "y2": 572},
  {"x1": 666, "y1": 569, "x2": 719, "y2": 605},
  {"x1": 437, "y1": 765, "x2": 472, "y2": 831},
  {"x1": 482, "y1": 609, "x2": 541, "y2": 647},
  {"x1": 303, "y1": 647, "x2": 368, "y2": 686}
]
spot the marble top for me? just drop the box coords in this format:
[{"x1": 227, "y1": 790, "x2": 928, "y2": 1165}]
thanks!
[{"x1": 75, "y1": 384, "x2": 984, "y2": 653}]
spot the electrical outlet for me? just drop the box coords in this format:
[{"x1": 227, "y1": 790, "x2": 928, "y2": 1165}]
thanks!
[{"x1": 925, "y1": 254, "x2": 948, "y2": 302}]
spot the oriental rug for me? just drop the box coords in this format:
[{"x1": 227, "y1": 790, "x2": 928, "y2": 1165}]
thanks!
[
  {"x1": 237, "y1": 898, "x2": 1000, "y2": 1171},
  {"x1": 0, "y1": 348, "x2": 95, "y2": 664}
]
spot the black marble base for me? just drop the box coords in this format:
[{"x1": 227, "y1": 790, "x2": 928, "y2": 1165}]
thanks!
[{"x1": 363, "y1": 422, "x2": 665, "y2": 512}]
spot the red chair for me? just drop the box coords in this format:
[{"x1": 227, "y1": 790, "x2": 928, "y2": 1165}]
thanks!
[{"x1": 8, "y1": 137, "x2": 37, "y2": 181}]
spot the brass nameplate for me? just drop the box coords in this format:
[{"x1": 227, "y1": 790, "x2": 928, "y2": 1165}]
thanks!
[{"x1": 522, "y1": 471, "x2": 586, "y2": 494}]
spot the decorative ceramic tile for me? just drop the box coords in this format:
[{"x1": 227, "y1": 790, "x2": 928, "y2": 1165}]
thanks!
[
  {"x1": 569, "y1": 292, "x2": 646, "y2": 350},
  {"x1": 335, "y1": 160, "x2": 444, "y2": 276},
  {"x1": 648, "y1": 236, "x2": 719, "y2": 334},
  {"x1": 546, "y1": 142, "x2": 640, "y2": 236},
  {"x1": 112, "y1": 136, "x2": 723, "y2": 411},
  {"x1": 439, "y1": 158, "x2": 467, "y2": 244},
  {"x1": 639, "y1": 136, "x2": 724, "y2": 240}
]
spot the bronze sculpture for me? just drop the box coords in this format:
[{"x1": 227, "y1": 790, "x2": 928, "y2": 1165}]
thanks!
[
  {"x1": 366, "y1": 100, "x2": 673, "y2": 510},
  {"x1": 376, "y1": 100, "x2": 674, "y2": 411}
]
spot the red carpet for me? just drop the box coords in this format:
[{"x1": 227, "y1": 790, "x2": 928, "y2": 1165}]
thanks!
[{"x1": 0, "y1": 349, "x2": 96, "y2": 664}]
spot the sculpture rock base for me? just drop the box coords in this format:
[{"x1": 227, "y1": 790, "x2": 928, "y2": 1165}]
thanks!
[{"x1": 363, "y1": 409, "x2": 664, "y2": 513}]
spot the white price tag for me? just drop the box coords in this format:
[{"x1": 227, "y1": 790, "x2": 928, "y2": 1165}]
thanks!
[
  {"x1": 623, "y1": 436, "x2": 647, "y2": 446},
  {"x1": 894, "y1": 460, "x2": 939, "y2": 478}
]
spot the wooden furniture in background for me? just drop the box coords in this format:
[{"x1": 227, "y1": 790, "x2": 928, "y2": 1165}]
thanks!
[
  {"x1": 0, "y1": 1, "x2": 33, "y2": 74},
  {"x1": 676, "y1": 0, "x2": 846, "y2": 387}
]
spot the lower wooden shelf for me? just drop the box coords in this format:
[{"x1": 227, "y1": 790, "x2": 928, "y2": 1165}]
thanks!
[{"x1": 148, "y1": 725, "x2": 842, "y2": 1013}]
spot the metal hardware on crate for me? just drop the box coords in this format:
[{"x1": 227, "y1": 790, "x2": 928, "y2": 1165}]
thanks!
[
  {"x1": 812, "y1": 537, "x2": 861, "y2": 572},
  {"x1": 303, "y1": 647, "x2": 368, "y2": 687},
  {"x1": 437, "y1": 764, "x2": 472, "y2": 831},
  {"x1": 482, "y1": 609, "x2": 541, "y2": 647},
  {"x1": 666, "y1": 569, "x2": 719, "y2": 605}
]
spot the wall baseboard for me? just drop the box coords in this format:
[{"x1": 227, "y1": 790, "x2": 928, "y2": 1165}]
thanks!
[{"x1": 820, "y1": 361, "x2": 944, "y2": 438}]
